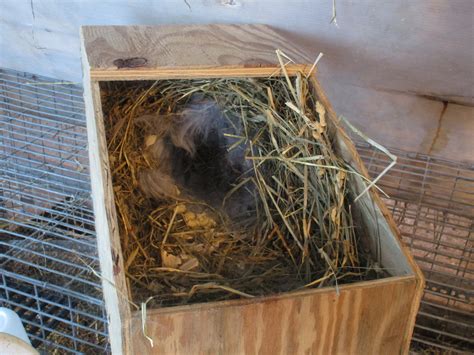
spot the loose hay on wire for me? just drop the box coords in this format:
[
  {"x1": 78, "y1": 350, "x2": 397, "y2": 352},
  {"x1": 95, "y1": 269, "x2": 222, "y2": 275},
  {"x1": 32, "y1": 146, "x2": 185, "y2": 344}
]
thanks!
[{"x1": 99, "y1": 72, "x2": 382, "y2": 307}]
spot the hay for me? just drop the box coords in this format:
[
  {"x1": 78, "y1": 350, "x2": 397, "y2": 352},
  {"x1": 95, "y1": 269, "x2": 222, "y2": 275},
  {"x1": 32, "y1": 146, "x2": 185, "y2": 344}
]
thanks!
[{"x1": 99, "y1": 72, "x2": 382, "y2": 307}]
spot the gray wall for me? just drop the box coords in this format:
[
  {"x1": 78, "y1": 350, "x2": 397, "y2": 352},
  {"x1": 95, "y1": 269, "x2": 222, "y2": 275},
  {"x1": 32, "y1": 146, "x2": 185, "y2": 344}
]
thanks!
[
  {"x1": 1, "y1": 0, "x2": 473, "y2": 161},
  {"x1": 1, "y1": 0, "x2": 472, "y2": 103}
]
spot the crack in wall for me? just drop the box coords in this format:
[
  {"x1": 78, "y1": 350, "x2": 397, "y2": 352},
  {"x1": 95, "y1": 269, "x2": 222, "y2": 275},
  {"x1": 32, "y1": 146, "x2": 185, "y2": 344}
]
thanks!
[
  {"x1": 29, "y1": 0, "x2": 46, "y2": 50},
  {"x1": 376, "y1": 87, "x2": 474, "y2": 107},
  {"x1": 427, "y1": 101, "x2": 448, "y2": 155}
]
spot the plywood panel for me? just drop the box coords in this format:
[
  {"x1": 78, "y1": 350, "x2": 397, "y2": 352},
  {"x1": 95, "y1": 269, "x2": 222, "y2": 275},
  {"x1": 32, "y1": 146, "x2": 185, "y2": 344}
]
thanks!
[
  {"x1": 81, "y1": 36, "x2": 133, "y2": 354},
  {"x1": 81, "y1": 24, "x2": 311, "y2": 80},
  {"x1": 131, "y1": 277, "x2": 418, "y2": 355}
]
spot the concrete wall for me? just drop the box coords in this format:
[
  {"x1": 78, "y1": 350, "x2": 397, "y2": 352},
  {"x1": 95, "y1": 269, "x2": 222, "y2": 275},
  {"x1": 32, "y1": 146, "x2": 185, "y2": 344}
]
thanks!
[
  {"x1": 1, "y1": 0, "x2": 472, "y2": 101},
  {"x1": 1, "y1": 0, "x2": 473, "y2": 161}
]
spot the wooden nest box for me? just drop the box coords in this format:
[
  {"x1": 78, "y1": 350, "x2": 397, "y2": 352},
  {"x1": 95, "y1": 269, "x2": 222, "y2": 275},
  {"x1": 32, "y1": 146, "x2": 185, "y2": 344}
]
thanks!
[{"x1": 81, "y1": 25, "x2": 424, "y2": 354}]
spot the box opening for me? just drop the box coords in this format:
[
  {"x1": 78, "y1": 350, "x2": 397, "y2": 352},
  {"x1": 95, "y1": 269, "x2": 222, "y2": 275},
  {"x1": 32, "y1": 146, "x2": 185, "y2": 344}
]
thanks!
[{"x1": 97, "y1": 76, "x2": 412, "y2": 310}]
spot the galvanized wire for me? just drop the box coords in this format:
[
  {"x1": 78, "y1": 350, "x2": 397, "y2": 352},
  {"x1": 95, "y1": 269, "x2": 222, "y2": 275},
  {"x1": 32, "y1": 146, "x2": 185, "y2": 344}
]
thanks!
[
  {"x1": 0, "y1": 68, "x2": 109, "y2": 354},
  {"x1": 357, "y1": 142, "x2": 474, "y2": 353},
  {"x1": 0, "y1": 67, "x2": 472, "y2": 353}
]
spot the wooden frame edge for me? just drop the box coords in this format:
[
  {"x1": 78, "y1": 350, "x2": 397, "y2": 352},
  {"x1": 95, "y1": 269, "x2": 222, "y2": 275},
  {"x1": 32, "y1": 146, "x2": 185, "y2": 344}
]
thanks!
[
  {"x1": 80, "y1": 28, "x2": 132, "y2": 355},
  {"x1": 89, "y1": 65, "x2": 310, "y2": 81}
]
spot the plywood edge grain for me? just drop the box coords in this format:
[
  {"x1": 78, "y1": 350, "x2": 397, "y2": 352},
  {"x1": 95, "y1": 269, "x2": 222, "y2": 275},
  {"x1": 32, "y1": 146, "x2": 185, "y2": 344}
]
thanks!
[
  {"x1": 89, "y1": 65, "x2": 311, "y2": 81},
  {"x1": 80, "y1": 28, "x2": 132, "y2": 355},
  {"x1": 401, "y1": 259, "x2": 425, "y2": 354}
]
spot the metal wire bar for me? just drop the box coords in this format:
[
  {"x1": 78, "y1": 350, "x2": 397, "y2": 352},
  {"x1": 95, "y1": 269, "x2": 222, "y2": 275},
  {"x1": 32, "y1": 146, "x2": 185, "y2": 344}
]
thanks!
[
  {"x1": 357, "y1": 141, "x2": 474, "y2": 353},
  {"x1": 1, "y1": 270, "x2": 105, "y2": 306},
  {"x1": 0, "y1": 68, "x2": 110, "y2": 354}
]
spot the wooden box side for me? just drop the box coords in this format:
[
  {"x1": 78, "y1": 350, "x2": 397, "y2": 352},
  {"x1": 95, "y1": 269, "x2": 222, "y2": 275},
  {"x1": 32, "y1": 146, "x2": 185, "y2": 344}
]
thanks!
[
  {"x1": 309, "y1": 77, "x2": 425, "y2": 347},
  {"x1": 132, "y1": 276, "x2": 418, "y2": 354},
  {"x1": 310, "y1": 77, "x2": 423, "y2": 280},
  {"x1": 81, "y1": 33, "x2": 133, "y2": 354}
]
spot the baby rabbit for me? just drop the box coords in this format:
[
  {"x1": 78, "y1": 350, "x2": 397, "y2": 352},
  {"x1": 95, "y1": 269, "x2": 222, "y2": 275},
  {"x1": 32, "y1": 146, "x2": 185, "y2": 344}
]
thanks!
[{"x1": 137, "y1": 95, "x2": 256, "y2": 222}]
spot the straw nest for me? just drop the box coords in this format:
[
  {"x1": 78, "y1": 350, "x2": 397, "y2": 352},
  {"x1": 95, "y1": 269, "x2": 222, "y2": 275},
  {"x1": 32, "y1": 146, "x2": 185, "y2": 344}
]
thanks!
[{"x1": 100, "y1": 71, "x2": 381, "y2": 307}]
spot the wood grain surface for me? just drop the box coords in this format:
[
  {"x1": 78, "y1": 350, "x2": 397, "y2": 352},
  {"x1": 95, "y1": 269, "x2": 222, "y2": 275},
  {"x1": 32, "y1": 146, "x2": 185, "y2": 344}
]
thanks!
[
  {"x1": 131, "y1": 276, "x2": 418, "y2": 355},
  {"x1": 81, "y1": 25, "x2": 311, "y2": 80},
  {"x1": 81, "y1": 33, "x2": 133, "y2": 354}
]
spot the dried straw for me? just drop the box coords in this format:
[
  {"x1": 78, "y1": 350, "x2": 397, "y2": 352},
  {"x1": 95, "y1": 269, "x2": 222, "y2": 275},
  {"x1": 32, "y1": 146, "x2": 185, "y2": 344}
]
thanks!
[{"x1": 99, "y1": 72, "x2": 382, "y2": 307}]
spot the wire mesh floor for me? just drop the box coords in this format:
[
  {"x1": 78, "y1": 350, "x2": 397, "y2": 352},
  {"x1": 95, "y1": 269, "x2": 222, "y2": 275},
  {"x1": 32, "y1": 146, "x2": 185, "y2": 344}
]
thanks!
[{"x1": 1, "y1": 68, "x2": 472, "y2": 354}]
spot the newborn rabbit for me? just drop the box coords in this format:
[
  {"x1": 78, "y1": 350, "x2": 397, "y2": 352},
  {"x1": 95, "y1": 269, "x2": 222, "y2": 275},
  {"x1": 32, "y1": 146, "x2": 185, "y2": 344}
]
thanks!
[{"x1": 137, "y1": 95, "x2": 256, "y2": 222}]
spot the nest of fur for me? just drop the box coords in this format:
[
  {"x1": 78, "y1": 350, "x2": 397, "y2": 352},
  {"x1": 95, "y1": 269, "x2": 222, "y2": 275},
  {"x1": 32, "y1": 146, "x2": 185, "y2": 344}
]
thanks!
[{"x1": 100, "y1": 73, "x2": 381, "y2": 307}]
